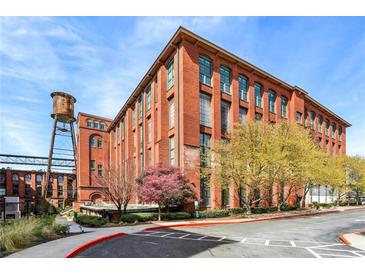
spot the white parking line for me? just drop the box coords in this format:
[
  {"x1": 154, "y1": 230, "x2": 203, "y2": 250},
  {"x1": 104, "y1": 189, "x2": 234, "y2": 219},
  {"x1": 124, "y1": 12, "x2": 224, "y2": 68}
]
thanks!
[
  {"x1": 217, "y1": 236, "x2": 226, "y2": 241},
  {"x1": 305, "y1": 248, "x2": 321, "y2": 258},
  {"x1": 179, "y1": 234, "x2": 190, "y2": 239},
  {"x1": 161, "y1": 233, "x2": 175, "y2": 238},
  {"x1": 265, "y1": 240, "x2": 270, "y2": 246},
  {"x1": 241, "y1": 237, "x2": 247, "y2": 243},
  {"x1": 316, "y1": 253, "x2": 357, "y2": 258},
  {"x1": 198, "y1": 235, "x2": 208, "y2": 240},
  {"x1": 351, "y1": 251, "x2": 364, "y2": 257},
  {"x1": 308, "y1": 243, "x2": 344, "y2": 249},
  {"x1": 290, "y1": 241, "x2": 296, "y2": 247}
]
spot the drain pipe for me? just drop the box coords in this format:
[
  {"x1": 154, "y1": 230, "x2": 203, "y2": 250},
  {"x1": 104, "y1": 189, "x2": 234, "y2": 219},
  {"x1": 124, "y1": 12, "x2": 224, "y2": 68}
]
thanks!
[{"x1": 176, "y1": 42, "x2": 181, "y2": 167}]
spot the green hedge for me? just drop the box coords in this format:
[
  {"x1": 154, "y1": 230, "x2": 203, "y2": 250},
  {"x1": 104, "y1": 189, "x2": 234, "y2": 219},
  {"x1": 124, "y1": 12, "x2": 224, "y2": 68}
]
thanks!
[
  {"x1": 199, "y1": 209, "x2": 230, "y2": 218},
  {"x1": 120, "y1": 212, "x2": 192, "y2": 223},
  {"x1": 229, "y1": 208, "x2": 247, "y2": 215},
  {"x1": 76, "y1": 214, "x2": 108, "y2": 227}
]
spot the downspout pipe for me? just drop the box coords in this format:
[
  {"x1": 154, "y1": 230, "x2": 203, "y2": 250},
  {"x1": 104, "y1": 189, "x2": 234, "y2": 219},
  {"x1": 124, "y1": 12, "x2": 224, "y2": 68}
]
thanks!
[{"x1": 176, "y1": 43, "x2": 181, "y2": 167}]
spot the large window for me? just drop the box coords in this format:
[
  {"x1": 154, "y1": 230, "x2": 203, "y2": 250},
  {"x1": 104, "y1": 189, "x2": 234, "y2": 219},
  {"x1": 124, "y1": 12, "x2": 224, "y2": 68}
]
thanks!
[
  {"x1": 338, "y1": 126, "x2": 342, "y2": 141},
  {"x1": 200, "y1": 133, "x2": 211, "y2": 167},
  {"x1": 138, "y1": 95, "x2": 143, "y2": 119},
  {"x1": 25, "y1": 183, "x2": 32, "y2": 197},
  {"x1": 221, "y1": 188, "x2": 230, "y2": 208},
  {"x1": 254, "y1": 83, "x2": 263, "y2": 107},
  {"x1": 169, "y1": 97, "x2": 175, "y2": 129},
  {"x1": 332, "y1": 122, "x2": 336, "y2": 139},
  {"x1": 281, "y1": 96, "x2": 288, "y2": 118},
  {"x1": 200, "y1": 177, "x2": 211, "y2": 207},
  {"x1": 147, "y1": 118, "x2": 152, "y2": 143},
  {"x1": 221, "y1": 101, "x2": 231, "y2": 133},
  {"x1": 167, "y1": 59, "x2": 174, "y2": 90},
  {"x1": 12, "y1": 174, "x2": 19, "y2": 182},
  {"x1": 239, "y1": 75, "x2": 248, "y2": 101},
  {"x1": 87, "y1": 119, "x2": 92, "y2": 128},
  {"x1": 296, "y1": 111, "x2": 302, "y2": 124},
  {"x1": 199, "y1": 55, "x2": 212, "y2": 86},
  {"x1": 132, "y1": 105, "x2": 136, "y2": 126},
  {"x1": 98, "y1": 164, "x2": 103, "y2": 177},
  {"x1": 325, "y1": 119, "x2": 330, "y2": 136},
  {"x1": 57, "y1": 182, "x2": 63, "y2": 197},
  {"x1": 90, "y1": 160, "x2": 96, "y2": 171},
  {"x1": 239, "y1": 107, "x2": 248, "y2": 124},
  {"x1": 100, "y1": 122, "x2": 105, "y2": 130},
  {"x1": 57, "y1": 176, "x2": 64, "y2": 184},
  {"x1": 97, "y1": 137, "x2": 102, "y2": 148},
  {"x1": 220, "y1": 65, "x2": 231, "y2": 94},
  {"x1": 139, "y1": 125, "x2": 143, "y2": 146},
  {"x1": 93, "y1": 120, "x2": 99, "y2": 129},
  {"x1": 200, "y1": 93, "x2": 211, "y2": 127},
  {"x1": 310, "y1": 111, "x2": 316, "y2": 130},
  {"x1": 25, "y1": 174, "x2": 31, "y2": 182},
  {"x1": 169, "y1": 136, "x2": 175, "y2": 166},
  {"x1": 268, "y1": 89, "x2": 276, "y2": 113},
  {"x1": 154, "y1": 76, "x2": 158, "y2": 103},
  {"x1": 146, "y1": 85, "x2": 151, "y2": 111},
  {"x1": 318, "y1": 115, "x2": 323, "y2": 133},
  {"x1": 36, "y1": 174, "x2": 42, "y2": 183},
  {"x1": 89, "y1": 136, "x2": 95, "y2": 147}
]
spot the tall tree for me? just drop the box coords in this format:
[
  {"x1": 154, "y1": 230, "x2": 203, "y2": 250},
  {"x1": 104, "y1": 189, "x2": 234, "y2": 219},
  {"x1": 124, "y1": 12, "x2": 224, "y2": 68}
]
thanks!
[{"x1": 94, "y1": 159, "x2": 136, "y2": 213}]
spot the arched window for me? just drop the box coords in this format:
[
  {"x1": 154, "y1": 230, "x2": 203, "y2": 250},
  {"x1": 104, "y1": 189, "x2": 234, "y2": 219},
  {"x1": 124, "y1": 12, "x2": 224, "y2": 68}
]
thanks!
[
  {"x1": 100, "y1": 122, "x2": 105, "y2": 130},
  {"x1": 89, "y1": 136, "x2": 95, "y2": 147},
  {"x1": 36, "y1": 174, "x2": 43, "y2": 183},
  {"x1": 318, "y1": 115, "x2": 323, "y2": 133},
  {"x1": 57, "y1": 176, "x2": 64, "y2": 184},
  {"x1": 239, "y1": 75, "x2": 248, "y2": 101},
  {"x1": 48, "y1": 176, "x2": 53, "y2": 183},
  {"x1": 325, "y1": 119, "x2": 330, "y2": 136},
  {"x1": 93, "y1": 120, "x2": 99, "y2": 129},
  {"x1": 87, "y1": 119, "x2": 92, "y2": 128},
  {"x1": 254, "y1": 83, "x2": 263, "y2": 107},
  {"x1": 199, "y1": 55, "x2": 212, "y2": 86},
  {"x1": 12, "y1": 174, "x2": 19, "y2": 182},
  {"x1": 25, "y1": 174, "x2": 32, "y2": 182},
  {"x1": 332, "y1": 122, "x2": 336, "y2": 139},
  {"x1": 268, "y1": 90, "x2": 276, "y2": 113}
]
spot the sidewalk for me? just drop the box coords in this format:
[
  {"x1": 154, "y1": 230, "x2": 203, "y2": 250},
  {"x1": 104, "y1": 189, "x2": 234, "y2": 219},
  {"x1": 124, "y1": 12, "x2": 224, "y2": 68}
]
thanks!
[{"x1": 6, "y1": 205, "x2": 365, "y2": 258}]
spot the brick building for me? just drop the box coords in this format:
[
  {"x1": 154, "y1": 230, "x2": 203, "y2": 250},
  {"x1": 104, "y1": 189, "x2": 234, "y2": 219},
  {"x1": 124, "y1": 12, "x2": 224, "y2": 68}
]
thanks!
[
  {"x1": 0, "y1": 169, "x2": 76, "y2": 215},
  {"x1": 76, "y1": 27, "x2": 351, "y2": 210}
]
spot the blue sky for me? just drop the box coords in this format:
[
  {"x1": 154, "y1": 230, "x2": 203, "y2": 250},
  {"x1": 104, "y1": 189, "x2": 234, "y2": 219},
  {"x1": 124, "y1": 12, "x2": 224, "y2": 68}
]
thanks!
[{"x1": 0, "y1": 17, "x2": 364, "y2": 158}]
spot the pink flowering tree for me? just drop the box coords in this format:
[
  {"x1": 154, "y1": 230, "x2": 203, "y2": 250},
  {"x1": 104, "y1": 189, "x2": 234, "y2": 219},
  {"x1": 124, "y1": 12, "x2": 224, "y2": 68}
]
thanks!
[{"x1": 137, "y1": 164, "x2": 196, "y2": 221}]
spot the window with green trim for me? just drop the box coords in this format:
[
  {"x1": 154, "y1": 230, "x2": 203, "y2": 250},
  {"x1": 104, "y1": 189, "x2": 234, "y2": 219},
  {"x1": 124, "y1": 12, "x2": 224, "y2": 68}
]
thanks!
[
  {"x1": 220, "y1": 65, "x2": 231, "y2": 94},
  {"x1": 166, "y1": 59, "x2": 174, "y2": 90},
  {"x1": 254, "y1": 83, "x2": 263, "y2": 107},
  {"x1": 239, "y1": 75, "x2": 248, "y2": 101},
  {"x1": 146, "y1": 85, "x2": 151, "y2": 111},
  {"x1": 310, "y1": 111, "x2": 316, "y2": 130},
  {"x1": 268, "y1": 89, "x2": 276, "y2": 113},
  {"x1": 199, "y1": 55, "x2": 212, "y2": 86},
  {"x1": 325, "y1": 119, "x2": 330, "y2": 136}
]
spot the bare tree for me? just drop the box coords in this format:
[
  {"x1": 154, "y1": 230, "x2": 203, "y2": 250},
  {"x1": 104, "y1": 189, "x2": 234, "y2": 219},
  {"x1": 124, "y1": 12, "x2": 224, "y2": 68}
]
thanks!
[{"x1": 94, "y1": 159, "x2": 136, "y2": 214}]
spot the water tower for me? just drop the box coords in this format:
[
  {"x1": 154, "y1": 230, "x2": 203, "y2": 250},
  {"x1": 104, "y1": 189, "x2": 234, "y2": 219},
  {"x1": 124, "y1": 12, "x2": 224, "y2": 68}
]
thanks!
[{"x1": 43, "y1": 91, "x2": 77, "y2": 200}]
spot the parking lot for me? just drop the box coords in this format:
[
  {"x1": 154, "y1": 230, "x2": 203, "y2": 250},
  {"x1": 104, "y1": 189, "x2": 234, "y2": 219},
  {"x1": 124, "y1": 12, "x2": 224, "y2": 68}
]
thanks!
[{"x1": 76, "y1": 208, "x2": 365, "y2": 258}]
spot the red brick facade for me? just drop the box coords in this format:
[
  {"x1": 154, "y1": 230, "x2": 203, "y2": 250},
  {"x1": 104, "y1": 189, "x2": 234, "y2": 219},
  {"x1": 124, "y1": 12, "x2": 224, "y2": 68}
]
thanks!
[
  {"x1": 76, "y1": 27, "x2": 350, "y2": 210},
  {"x1": 0, "y1": 169, "x2": 75, "y2": 213}
]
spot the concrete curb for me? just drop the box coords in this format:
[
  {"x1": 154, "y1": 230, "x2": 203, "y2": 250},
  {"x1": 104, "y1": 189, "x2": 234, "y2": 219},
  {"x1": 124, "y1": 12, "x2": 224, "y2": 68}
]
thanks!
[
  {"x1": 64, "y1": 232, "x2": 126, "y2": 258},
  {"x1": 144, "y1": 209, "x2": 342, "y2": 231},
  {"x1": 338, "y1": 233, "x2": 351, "y2": 245}
]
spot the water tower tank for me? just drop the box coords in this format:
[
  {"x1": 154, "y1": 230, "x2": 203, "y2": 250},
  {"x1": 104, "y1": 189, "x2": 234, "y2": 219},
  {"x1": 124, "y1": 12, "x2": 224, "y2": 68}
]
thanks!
[{"x1": 50, "y1": 91, "x2": 76, "y2": 123}]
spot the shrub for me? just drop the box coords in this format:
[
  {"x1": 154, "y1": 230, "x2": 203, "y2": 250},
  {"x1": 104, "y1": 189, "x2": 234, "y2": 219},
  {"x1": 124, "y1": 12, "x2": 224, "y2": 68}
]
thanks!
[
  {"x1": 319, "y1": 203, "x2": 333, "y2": 209},
  {"x1": 0, "y1": 216, "x2": 69, "y2": 254},
  {"x1": 161, "y1": 212, "x2": 192, "y2": 220},
  {"x1": 199, "y1": 209, "x2": 230, "y2": 218},
  {"x1": 280, "y1": 204, "x2": 297, "y2": 211},
  {"x1": 120, "y1": 213, "x2": 157, "y2": 223},
  {"x1": 76, "y1": 214, "x2": 108, "y2": 227},
  {"x1": 311, "y1": 202, "x2": 320, "y2": 210},
  {"x1": 229, "y1": 208, "x2": 247, "y2": 215},
  {"x1": 120, "y1": 212, "x2": 192, "y2": 223}
]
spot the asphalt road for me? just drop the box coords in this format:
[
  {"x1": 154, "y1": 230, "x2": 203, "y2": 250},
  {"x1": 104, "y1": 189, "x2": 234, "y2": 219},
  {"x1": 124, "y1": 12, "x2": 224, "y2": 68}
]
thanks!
[{"x1": 76, "y1": 209, "x2": 365, "y2": 258}]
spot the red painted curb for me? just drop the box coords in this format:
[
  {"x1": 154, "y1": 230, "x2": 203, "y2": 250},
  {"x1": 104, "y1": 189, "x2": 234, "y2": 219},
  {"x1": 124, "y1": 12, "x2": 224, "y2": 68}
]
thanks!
[
  {"x1": 339, "y1": 233, "x2": 351, "y2": 245},
  {"x1": 64, "y1": 232, "x2": 126, "y2": 258},
  {"x1": 144, "y1": 210, "x2": 341, "y2": 231}
]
